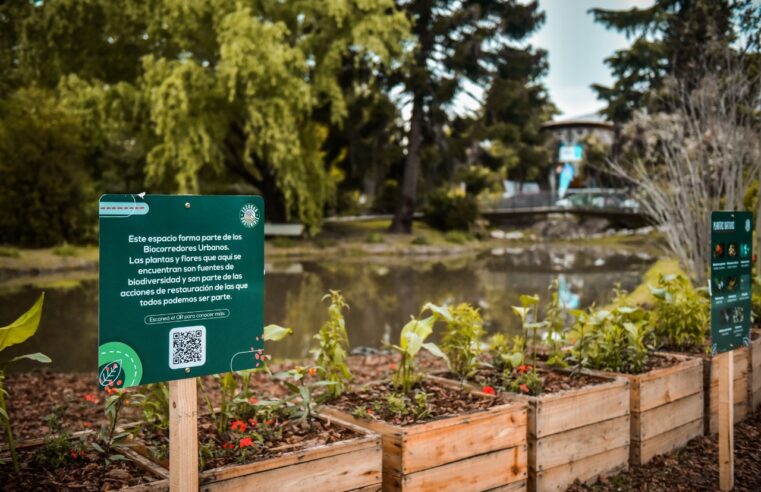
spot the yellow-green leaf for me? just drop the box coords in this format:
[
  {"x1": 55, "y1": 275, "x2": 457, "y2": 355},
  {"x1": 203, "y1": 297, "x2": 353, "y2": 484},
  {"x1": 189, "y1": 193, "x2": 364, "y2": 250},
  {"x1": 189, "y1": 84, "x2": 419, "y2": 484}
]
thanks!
[
  {"x1": 263, "y1": 324, "x2": 293, "y2": 341},
  {"x1": 0, "y1": 293, "x2": 44, "y2": 352}
]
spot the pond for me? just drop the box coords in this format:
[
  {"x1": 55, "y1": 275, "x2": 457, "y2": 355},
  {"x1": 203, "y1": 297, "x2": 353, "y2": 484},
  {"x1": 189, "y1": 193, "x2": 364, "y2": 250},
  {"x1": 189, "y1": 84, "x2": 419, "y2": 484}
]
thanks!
[{"x1": 0, "y1": 245, "x2": 655, "y2": 373}]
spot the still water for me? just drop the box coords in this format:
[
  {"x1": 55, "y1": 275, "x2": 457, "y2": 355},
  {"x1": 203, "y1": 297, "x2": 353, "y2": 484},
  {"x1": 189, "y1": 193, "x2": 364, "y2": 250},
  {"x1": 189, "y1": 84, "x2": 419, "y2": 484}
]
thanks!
[{"x1": 0, "y1": 245, "x2": 655, "y2": 373}]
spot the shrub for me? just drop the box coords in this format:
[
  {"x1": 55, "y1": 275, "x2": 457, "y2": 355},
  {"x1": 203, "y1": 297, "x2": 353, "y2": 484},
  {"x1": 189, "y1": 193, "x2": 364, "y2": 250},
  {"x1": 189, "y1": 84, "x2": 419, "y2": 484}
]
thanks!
[
  {"x1": 444, "y1": 230, "x2": 473, "y2": 244},
  {"x1": 411, "y1": 235, "x2": 429, "y2": 245},
  {"x1": 648, "y1": 274, "x2": 709, "y2": 352},
  {"x1": 422, "y1": 187, "x2": 479, "y2": 231},
  {"x1": 0, "y1": 246, "x2": 20, "y2": 258},
  {"x1": 365, "y1": 232, "x2": 384, "y2": 244},
  {"x1": 372, "y1": 179, "x2": 399, "y2": 213},
  {"x1": 440, "y1": 303, "x2": 485, "y2": 383},
  {"x1": 312, "y1": 291, "x2": 352, "y2": 399},
  {"x1": 52, "y1": 243, "x2": 78, "y2": 257}
]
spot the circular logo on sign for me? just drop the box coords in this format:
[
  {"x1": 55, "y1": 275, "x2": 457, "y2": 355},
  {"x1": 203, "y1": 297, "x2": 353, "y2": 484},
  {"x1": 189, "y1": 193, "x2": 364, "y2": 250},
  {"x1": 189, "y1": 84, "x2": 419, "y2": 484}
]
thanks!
[
  {"x1": 240, "y1": 203, "x2": 260, "y2": 228},
  {"x1": 746, "y1": 219, "x2": 751, "y2": 232},
  {"x1": 98, "y1": 341, "x2": 143, "y2": 389}
]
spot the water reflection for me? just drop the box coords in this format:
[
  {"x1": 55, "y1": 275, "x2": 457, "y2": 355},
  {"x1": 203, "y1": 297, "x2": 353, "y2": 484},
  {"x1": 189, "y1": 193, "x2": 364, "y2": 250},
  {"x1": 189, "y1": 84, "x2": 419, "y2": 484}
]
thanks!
[{"x1": 0, "y1": 245, "x2": 654, "y2": 372}]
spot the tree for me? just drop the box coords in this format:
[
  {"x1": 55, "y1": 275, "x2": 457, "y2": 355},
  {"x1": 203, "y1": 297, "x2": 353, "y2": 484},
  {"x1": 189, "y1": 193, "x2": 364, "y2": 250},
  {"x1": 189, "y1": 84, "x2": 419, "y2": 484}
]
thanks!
[
  {"x1": 1, "y1": 0, "x2": 409, "y2": 234},
  {"x1": 608, "y1": 55, "x2": 761, "y2": 284},
  {"x1": 389, "y1": 0, "x2": 547, "y2": 233},
  {"x1": 590, "y1": 0, "x2": 760, "y2": 123}
]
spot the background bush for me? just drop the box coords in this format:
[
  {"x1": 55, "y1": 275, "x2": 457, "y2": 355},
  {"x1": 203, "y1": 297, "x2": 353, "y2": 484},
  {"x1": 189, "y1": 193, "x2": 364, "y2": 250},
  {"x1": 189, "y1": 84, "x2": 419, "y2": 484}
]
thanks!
[{"x1": 422, "y1": 187, "x2": 479, "y2": 232}]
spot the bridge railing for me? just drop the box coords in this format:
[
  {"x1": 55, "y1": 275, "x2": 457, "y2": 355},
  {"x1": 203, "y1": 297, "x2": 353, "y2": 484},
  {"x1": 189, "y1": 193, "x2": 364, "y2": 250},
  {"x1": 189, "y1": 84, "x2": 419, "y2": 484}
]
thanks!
[{"x1": 482, "y1": 188, "x2": 639, "y2": 212}]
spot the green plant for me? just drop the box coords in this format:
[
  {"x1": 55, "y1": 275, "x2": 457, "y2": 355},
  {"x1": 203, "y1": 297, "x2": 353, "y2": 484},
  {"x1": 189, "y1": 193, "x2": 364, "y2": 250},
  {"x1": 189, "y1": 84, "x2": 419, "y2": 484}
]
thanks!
[
  {"x1": 752, "y1": 276, "x2": 761, "y2": 322},
  {"x1": 52, "y1": 242, "x2": 78, "y2": 257},
  {"x1": 0, "y1": 293, "x2": 50, "y2": 472},
  {"x1": 33, "y1": 432, "x2": 86, "y2": 469},
  {"x1": 543, "y1": 280, "x2": 569, "y2": 368},
  {"x1": 411, "y1": 235, "x2": 429, "y2": 245},
  {"x1": 133, "y1": 383, "x2": 170, "y2": 433},
  {"x1": 312, "y1": 290, "x2": 352, "y2": 400},
  {"x1": 365, "y1": 232, "x2": 384, "y2": 244},
  {"x1": 440, "y1": 303, "x2": 485, "y2": 384},
  {"x1": 443, "y1": 230, "x2": 473, "y2": 244},
  {"x1": 93, "y1": 387, "x2": 132, "y2": 464},
  {"x1": 649, "y1": 274, "x2": 709, "y2": 351},
  {"x1": 422, "y1": 187, "x2": 479, "y2": 231},
  {"x1": 391, "y1": 303, "x2": 451, "y2": 395},
  {"x1": 512, "y1": 294, "x2": 548, "y2": 370},
  {"x1": 274, "y1": 366, "x2": 335, "y2": 425},
  {"x1": 503, "y1": 365, "x2": 542, "y2": 396},
  {"x1": 0, "y1": 246, "x2": 20, "y2": 258},
  {"x1": 487, "y1": 333, "x2": 526, "y2": 373}
]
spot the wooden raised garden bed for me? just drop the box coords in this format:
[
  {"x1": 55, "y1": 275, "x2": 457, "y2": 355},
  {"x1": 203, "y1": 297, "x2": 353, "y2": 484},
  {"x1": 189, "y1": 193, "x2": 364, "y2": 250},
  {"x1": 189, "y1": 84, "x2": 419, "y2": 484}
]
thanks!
[
  {"x1": 589, "y1": 353, "x2": 703, "y2": 466},
  {"x1": 134, "y1": 413, "x2": 382, "y2": 492},
  {"x1": 321, "y1": 380, "x2": 528, "y2": 492},
  {"x1": 750, "y1": 329, "x2": 761, "y2": 411},
  {"x1": 434, "y1": 370, "x2": 630, "y2": 492},
  {"x1": 704, "y1": 347, "x2": 749, "y2": 435}
]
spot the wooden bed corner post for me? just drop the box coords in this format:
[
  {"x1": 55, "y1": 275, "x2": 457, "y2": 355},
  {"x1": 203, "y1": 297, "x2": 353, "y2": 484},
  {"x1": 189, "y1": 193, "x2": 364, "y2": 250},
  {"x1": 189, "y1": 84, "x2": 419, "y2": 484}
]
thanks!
[
  {"x1": 169, "y1": 378, "x2": 199, "y2": 491},
  {"x1": 717, "y1": 351, "x2": 734, "y2": 491}
]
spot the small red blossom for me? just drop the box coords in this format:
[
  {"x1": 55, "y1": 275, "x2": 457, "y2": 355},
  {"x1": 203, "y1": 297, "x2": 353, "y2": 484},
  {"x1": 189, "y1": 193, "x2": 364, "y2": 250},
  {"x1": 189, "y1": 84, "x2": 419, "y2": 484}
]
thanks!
[
  {"x1": 517, "y1": 365, "x2": 531, "y2": 374},
  {"x1": 84, "y1": 393, "x2": 99, "y2": 404},
  {"x1": 230, "y1": 420, "x2": 247, "y2": 432},
  {"x1": 248, "y1": 418, "x2": 258, "y2": 427},
  {"x1": 366, "y1": 408, "x2": 374, "y2": 415},
  {"x1": 307, "y1": 367, "x2": 318, "y2": 377},
  {"x1": 222, "y1": 442, "x2": 234, "y2": 450},
  {"x1": 83, "y1": 421, "x2": 93, "y2": 428},
  {"x1": 519, "y1": 384, "x2": 530, "y2": 394},
  {"x1": 481, "y1": 386, "x2": 496, "y2": 395},
  {"x1": 70, "y1": 450, "x2": 79, "y2": 459},
  {"x1": 239, "y1": 437, "x2": 254, "y2": 448},
  {"x1": 264, "y1": 419, "x2": 274, "y2": 426},
  {"x1": 388, "y1": 363, "x2": 398, "y2": 371},
  {"x1": 79, "y1": 451, "x2": 85, "y2": 458},
  {"x1": 248, "y1": 396, "x2": 258, "y2": 405}
]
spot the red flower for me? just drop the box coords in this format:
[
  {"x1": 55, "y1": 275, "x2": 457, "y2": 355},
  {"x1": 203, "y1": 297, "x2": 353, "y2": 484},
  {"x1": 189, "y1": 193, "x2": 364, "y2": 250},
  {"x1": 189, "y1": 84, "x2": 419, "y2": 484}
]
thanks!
[
  {"x1": 222, "y1": 442, "x2": 234, "y2": 449},
  {"x1": 366, "y1": 408, "x2": 374, "y2": 414},
  {"x1": 307, "y1": 367, "x2": 318, "y2": 377},
  {"x1": 230, "y1": 420, "x2": 247, "y2": 432},
  {"x1": 84, "y1": 393, "x2": 99, "y2": 404},
  {"x1": 248, "y1": 418, "x2": 258, "y2": 427},
  {"x1": 248, "y1": 396, "x2": 258, "y2": 405},
  {"x1": 481, "y1": 386, "x2": 496, "y2": 395},
  {"x1": 388, "y1": 363, "x2": 398, "y2": 371},
  {"x1": 83, "y1": 421, "x2": 93, "y2": 428},
  {"x1": 264, "y1": 419, "x2": 274, "y2": 426},
  {"x1": 79, "y1": 451, "x2": 85, "y2": 458},
  {"x1": 517, "y1": 365, "x2": 531, "y2": 374},
  {"x1": 239, "y1": 437, "x2": 254, "y2": 448},
  {"x1": 519, "y1": 384, "x2": 530, "y2": 394},
  {"x1": 70, "y1": 450, "x2": 79, "y2": 459}
]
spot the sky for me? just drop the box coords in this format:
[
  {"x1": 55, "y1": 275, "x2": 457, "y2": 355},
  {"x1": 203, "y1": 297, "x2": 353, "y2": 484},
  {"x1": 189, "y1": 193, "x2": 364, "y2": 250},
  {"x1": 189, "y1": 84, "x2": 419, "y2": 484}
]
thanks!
[{"x1": 528, "y1": 0, "x2": 655, "y2": 118}]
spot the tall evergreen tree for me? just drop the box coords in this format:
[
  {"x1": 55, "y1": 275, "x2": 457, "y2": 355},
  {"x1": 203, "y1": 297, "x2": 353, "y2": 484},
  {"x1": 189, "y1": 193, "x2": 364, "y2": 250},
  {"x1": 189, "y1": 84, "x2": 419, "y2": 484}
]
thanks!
[
  {"x1": 590, "y1": 0, "x2": 760, "y2": 123},
  {"x1": 389, "y1": 0, "x2": 547, "y2": 233}
]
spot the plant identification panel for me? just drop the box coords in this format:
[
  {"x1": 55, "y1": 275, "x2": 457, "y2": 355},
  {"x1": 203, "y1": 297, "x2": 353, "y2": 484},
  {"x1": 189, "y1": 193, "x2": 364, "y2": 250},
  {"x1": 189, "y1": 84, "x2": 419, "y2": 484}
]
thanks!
[
  {"x1": 98, "y1": 194, "x2": 264, "y2": 388},
  {"x1": 710, "y1": 210, "x2": 752, "y2": 354}
]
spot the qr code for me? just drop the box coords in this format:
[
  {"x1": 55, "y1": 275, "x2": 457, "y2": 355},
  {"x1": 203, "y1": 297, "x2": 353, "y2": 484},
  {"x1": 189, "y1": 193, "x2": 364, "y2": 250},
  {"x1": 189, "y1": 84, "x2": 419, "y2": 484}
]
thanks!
[{"x1": 169, "y1": 325, "x2": 206, "y2": 369}]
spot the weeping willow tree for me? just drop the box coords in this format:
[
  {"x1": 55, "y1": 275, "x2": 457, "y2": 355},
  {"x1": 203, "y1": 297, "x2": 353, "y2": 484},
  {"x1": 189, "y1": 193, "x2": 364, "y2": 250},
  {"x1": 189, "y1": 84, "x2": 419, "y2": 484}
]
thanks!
[{"x1": 2, "y1": 0, "x2": 409, "y2": 235}]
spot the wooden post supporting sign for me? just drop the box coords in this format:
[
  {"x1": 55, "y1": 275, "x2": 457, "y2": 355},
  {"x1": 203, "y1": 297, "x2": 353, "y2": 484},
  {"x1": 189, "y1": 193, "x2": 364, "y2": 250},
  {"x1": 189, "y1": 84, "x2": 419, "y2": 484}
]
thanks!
[
  {"x1": 170, "y1": 378, "x2": 199, "y2": 491},
  {"x1": 717, "y1": 351, "x2": 734, "y2": 491}
]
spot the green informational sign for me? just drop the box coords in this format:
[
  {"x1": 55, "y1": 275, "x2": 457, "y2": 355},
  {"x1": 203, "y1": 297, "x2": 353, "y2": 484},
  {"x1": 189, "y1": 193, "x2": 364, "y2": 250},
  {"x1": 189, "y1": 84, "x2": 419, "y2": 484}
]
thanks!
[
  {"x1": 710, "y1": 211, "x2": 753, "y2": 355},
  {"x1": 98, "y1": 195, "x2": 264, "y2": 388}
]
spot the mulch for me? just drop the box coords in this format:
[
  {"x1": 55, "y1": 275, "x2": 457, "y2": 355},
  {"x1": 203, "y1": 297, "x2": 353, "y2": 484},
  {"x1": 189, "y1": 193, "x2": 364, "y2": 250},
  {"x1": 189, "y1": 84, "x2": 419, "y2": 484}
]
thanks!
[
  {"x1": 437, "y1": 367, "x2": 608, "y2": 395},
  {"x1": 568, "y1": 406, "x2": 761, "y2": 492}
]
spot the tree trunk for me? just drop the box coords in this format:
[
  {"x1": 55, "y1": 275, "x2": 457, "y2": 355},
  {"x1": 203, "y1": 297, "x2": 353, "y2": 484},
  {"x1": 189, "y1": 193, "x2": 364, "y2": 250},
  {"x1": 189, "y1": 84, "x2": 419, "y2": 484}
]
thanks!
[{"x1": 390, "y1": 93, "x2": 424, "y2": 233}]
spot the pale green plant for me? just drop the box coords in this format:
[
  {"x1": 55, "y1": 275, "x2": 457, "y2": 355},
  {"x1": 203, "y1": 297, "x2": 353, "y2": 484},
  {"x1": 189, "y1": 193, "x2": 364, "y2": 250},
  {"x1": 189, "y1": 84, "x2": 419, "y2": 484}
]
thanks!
[
  {"x1": 649, "y1": 274, "x2": 709, "y2": 351},
  {"x1": 0, "y1": 293, "x2": 50, "y2": 473},
  {"x1": 311, "y1": 290, "x2": 352, "y2": 399},
  {"x1": 440, "y1": 303, "x2": 485, "y2": 385}
]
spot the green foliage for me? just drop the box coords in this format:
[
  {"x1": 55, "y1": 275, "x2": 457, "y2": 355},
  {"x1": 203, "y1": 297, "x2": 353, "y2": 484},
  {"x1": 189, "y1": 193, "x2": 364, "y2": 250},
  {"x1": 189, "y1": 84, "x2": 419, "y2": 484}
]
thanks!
[
  {"x1": 391, "y1": 303, "x2": 451, "y2": 395},
  {"x1": 274, "y1": 366, "x2": 336, "y2": 424},
  {"x1": 422, "y1": 188, "x2": 479, "y2": 232},
  {"x1": 93, "y1": 389, "x2": 132, "y2": 465},
  {"x1": 752, "y1": 277, "x2": 761, "y2": 322},
  {"x1": 52, "y1": 243, "x2": 78, "y2": 257},
  {"x1": 133, "y1": 383, "x2": 170, "y2": 433},
  {"x1": 570, "y1": 305, "x2": 655, "y2": 375},
  {"x1": 365, "y1": 232, "x2": 385, "y2": 244},
  {"x1": 0, "y1": 293, "x2": 49, "y2": 473},
  {"x1": 0, "y1": 89, "x2": 96, "y2": 246},
  {"x1": 33, "y1": 433, "x2": 86, "y2": 470},
  {"x1": 411, "y1": 235, "x2": 429, "y2": 246},
  {"x1": 503, "y1": 366, "x2": 543, "y2": 397},
  {"x1": 487, "y1": 333, "x2": 525, "y2": 374},
  {"x1": 543, "y1": 280, "x2": 569, "y2": 368},
  {"x1": 312, "y1": 291, "x2": 352, "y2": 399},
  {"x1": 649, "y1": 274, "x2": 709, "y2": 351},
  {"x1": 0, "y1": 246, "x2": 20, "y2": 258},
  {"x1": 443, "y1": 231, "x2": 474, "y2": 244},
  {"x1": 440, "y1": 303, "x2": 485, "y2": 383}
]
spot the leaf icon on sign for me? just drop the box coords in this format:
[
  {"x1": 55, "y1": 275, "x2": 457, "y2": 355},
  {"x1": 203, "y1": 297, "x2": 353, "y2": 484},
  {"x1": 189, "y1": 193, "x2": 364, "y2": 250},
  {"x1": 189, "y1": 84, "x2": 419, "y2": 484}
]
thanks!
[{"x1": 98, "y1": 359, "x2": 122, "y2": 388}]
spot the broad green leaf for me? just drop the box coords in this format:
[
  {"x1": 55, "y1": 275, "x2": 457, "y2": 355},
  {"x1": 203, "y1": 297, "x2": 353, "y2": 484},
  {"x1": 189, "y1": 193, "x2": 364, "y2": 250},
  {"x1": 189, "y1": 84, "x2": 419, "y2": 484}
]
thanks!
[
  {"x1": 508, "y1": 352, "x2": 524, "y2": 368},
  {"x1": 263, "y1": 324, "x2": 293, "y2": 341},
  {"x1": 399, "y1": 317, "x2": 418, "y2": 350},
  {"x1": 421, "y1": 342, "x2": 448, "y2": 362},
  {"x1": 0, "y1": 293, "x2": 44, "y2": 352},
  {"x1": 519, "y1": 294, "x2": 539, "y2": 307},
  {"x1": 404, "y1": 332, "x2": 423, "y2": 357},
  {"x1": 422, "y1": 303, "x2": 452, "y2": 321},
  {"x1": 413, "y1": 316, "x2": 435, "y2": 341},
  {"x1": 7, "y1": 352, "x2": 51, "y2": 365},
  {"x1": 511, "y1": 306, "x2": 529, "y2": 319}
]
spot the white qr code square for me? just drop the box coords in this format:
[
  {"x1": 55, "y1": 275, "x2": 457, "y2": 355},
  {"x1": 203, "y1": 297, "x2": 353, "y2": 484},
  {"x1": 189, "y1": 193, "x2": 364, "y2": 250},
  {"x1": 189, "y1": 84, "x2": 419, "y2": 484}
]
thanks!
[{"x1": 169, "y1": 325, "x2": 206, "y2": 370}]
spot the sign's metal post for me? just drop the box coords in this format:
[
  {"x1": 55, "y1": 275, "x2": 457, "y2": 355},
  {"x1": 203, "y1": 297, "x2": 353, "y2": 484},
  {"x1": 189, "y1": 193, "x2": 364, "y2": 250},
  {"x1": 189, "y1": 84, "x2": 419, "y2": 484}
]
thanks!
[
  {"x1": 718, "y1": 351, "x2": 734, "y2": 491},
  {"x1": 169, "y1": 378, "x2": 199, "y2": 492}
]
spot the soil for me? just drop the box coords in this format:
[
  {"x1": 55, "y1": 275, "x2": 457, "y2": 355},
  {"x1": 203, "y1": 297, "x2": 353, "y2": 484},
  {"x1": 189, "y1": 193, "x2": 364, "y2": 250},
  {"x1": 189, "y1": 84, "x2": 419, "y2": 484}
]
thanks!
[
  {"x1": 329, "y1": 379, "x2": 497, "y2": 426},
  {"x1": 136, "y1": 413, "x2": 358, "y2": 472},
  {"x1": 0, "y1": 438, "x2": 161, "y2": 491},
  {"x1": 438, "y1": 368, "x2": 608, "y2": 395},
  {"x1": 567, "y1": 405, "x2": 761, "y2": 492}
]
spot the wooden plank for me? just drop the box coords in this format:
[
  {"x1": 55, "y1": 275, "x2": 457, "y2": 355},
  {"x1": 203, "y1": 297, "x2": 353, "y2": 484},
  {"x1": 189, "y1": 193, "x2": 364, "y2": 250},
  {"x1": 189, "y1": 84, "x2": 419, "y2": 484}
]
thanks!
[
  {"x1": 533, "y1": 379, "x2": 629, "y2": 438},
  {"x1": 530, "y1": 445, "x2": 628, "y2": 492},
  {"x1": 403, "y1": 405, "x2": 526, "y2": 474},
  {"x1": 123, "y1": 481, "x2": 170, "y2": 492},
  {"x1": 631, "y1": 418, "x2": 702, "y2": 466},
  {"x1": 530, "y1": 415, "x2": 629, "y2": 472},
  {"x1": 633, "y1": 392, "x2": 703, "y2": 442},
  {"x1": 169, "y1": 378, "x2": 199, "y2": 492},
  {"x1": 634, "y1": 356, "x2": 703, "y2": 412},
  {"x1": 202, "y1": 444, "x2": 381, "y2": 492},
  {"x1": 717, "y1": 351, "x2": 734, "y2": 491},
  {"x1": 390, "y1": 445, "x2": 527, "y2": 492},
  {"x1": 485, "y1": 480, "x2": 527, "y2": 492},
  {"x1": 706, "y1": 349, "x2": 750, "y2": 434}
]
